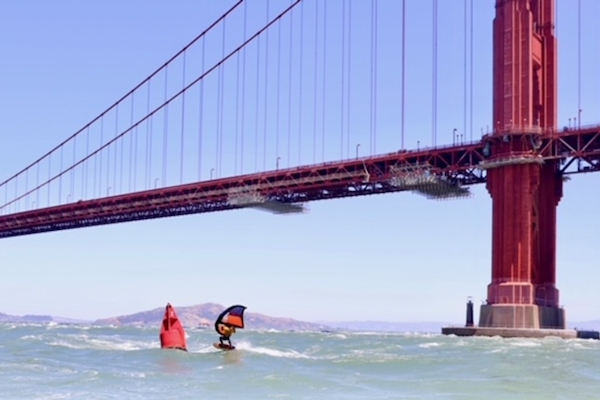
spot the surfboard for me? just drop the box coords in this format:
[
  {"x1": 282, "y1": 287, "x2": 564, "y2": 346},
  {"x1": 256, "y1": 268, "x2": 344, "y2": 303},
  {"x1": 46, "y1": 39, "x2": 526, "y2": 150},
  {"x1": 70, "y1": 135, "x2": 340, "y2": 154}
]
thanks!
[{"x1": 213, "y1": 342, "x2": 235, "y2": 351}]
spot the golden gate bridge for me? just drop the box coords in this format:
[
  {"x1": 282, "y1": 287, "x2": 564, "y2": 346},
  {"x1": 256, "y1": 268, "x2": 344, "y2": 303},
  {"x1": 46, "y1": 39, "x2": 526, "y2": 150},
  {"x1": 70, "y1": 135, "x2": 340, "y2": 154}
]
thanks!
[{"x1": 1, "y1": 0, "x2": 599, "y2": 336}]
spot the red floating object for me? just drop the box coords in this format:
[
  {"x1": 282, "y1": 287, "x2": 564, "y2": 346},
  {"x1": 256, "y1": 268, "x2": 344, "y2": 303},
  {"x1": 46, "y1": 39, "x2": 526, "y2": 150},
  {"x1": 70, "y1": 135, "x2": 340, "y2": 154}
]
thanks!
[{"x1": 159, "y1": 303, "x2": 188, "y2": 351}]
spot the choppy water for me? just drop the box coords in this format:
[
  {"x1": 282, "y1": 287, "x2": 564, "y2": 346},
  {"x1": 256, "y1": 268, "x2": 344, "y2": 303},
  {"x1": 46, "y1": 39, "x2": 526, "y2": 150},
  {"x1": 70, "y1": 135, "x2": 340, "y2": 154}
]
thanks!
[{"x1": 1, "y1": 323, "x2": 599, "y2": 399}]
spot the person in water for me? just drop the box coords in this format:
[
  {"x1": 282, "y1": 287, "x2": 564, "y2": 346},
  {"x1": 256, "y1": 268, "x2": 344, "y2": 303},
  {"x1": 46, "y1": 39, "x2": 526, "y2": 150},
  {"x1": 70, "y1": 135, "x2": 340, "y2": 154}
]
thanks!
[{"x1": 217, "y1": 323, "x2": 236, "y2": 347}]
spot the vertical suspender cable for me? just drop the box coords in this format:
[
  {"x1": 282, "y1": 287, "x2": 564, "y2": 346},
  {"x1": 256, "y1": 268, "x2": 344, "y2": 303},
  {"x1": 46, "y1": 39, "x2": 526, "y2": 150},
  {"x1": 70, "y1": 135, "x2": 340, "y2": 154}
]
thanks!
[
  {"x1": 254, "y1": 28, "x2": 261, "y2": 172},
  {"x1": 346, "y1": 0, "x2": 352, "y2": 159},
  {"x1": 114, "y1": 104, "x2": 119, "y2": 192},
  {"x1": 37, "y1": 162, "x2": 40, "y2": 206},
  {"x1": 313, "y1": 1, "x2": 319, "y2": 164},
  {"x1": 401, "y1": 0, "x2": 406, "y2": 150},
  {"x1": 240, "y1": 2, "x2": 247, "y2": 174},
  {"x1": 180, "y1": 52, "x2": 186, "y2": 183},
  {"x1": 216, "y1": 26, "x2": 222, "y2": 176},
  {"x1": 198, "y1": 38, "x2": 205, "y2": 180},
  {"x1": 147, "y1": 81, "x2": 152, "y2": 188},
  {"x1": 72, "y1": 134, "x2": 76, "y2": 197},
  {"x1": 220, "y1": 24, "x2": 226, "y2": 176},
  {"x1": 162, "y1": 66, "x2": 169, "y2": 186},
  {"x1": 129, "y1": 96, "x2": 133, "y2": 191},
  {"x1": 374, "y1": 0, "x2": 378, "y2": 153},
  {"x1": 321, "y1": 0, "x2": 327, "y2": 162},
  {"x1": 47, "y1": 156, "x2": 51, "y2": 205},
  {"x1": 25, "y1": 170, "x2": 28, "y2": 208},
  {"x1": 287, "y1": 10, "x2": 293, "y2": 167},
  {"x1": 340, "y1": 0, "x2": 346, "y2": 159},
  {"x1": 432, "y1": 0, "x2": 438, "y2": 146},
  {"x1": 235, "y1": 33, "x2": 241, "y2": 175},
  {"x1": 87, "y1": 125, "x2": 91, "y2": 197},
  {"x1": 263, "y1": 0, "x2": 270, "y2": 171},
  {"x1": 216, "y1": 30, "x2": 222, "y2": 177},
  {"x1": 469, "y1": 0, "x2": 473, "y2": 139},
  {"x1": 14, "y1": 177, "x2": 17, "y2": 211},
  {"x1": 217, "y1": 20, "x2": 226, "y2": 177},
  {"x1": 98, "y1": 118, "x2": 103, "y2": 196},
  {"x1": 59, "y1": 147, "x2": 63, "y2": 202},
  {"x1": 370, "y1": 0, "x2": 375, "y2": 155},
  {"x1": 298, "y1": 3, "x2": 304, "y2": 165},
  {"x1": 577, "y1": 0, "x2": 581, "y2": 127},
  {"x1": 277, "y1": 10, "x2": 282, "y2": 166},
  {"x1": 463, "y1": 0, "x2": 467, "y2": 143}
]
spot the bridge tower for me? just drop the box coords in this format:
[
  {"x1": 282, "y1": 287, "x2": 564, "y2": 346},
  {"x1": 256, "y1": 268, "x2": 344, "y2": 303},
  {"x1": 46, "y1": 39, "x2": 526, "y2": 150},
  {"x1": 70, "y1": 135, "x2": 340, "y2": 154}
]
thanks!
[{"x1": 479, "y1": 0, "x2": 565, "y2": 329}]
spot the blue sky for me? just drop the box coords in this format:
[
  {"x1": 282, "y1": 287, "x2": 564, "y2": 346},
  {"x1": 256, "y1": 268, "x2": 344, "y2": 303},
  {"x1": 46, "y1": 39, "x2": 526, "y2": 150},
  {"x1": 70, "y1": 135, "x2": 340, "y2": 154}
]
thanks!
[{"x1": 0, "y1": 0, "x2": 599, "y2": 324}]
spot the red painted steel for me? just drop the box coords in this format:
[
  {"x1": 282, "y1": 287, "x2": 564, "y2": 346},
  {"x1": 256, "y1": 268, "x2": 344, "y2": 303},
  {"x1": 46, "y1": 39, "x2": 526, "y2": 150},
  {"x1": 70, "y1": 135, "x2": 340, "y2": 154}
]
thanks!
[
  {"x1": 0, "y1": 125, "x2": 598, "y2": 239},
  {"x1": 486, "y1": 0, "x2": 560, "y2": 308}
]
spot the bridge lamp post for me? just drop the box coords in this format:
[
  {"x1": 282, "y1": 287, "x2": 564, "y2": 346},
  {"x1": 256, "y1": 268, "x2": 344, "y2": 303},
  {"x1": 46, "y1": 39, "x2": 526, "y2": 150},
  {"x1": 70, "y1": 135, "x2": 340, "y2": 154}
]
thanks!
[
  {"x1": 154, "y1": 178, "x2": 159, "y2": 189},
  {"x1": 67, "y1": 194, "x2": 71, "y2": 203},
  {"x1": 107, "y1": 186, "x2": 112, "y2": 196},
  {"x1": 276, "y1": 156, "x2": 281, "y2": 170},
  {"x1": 453, "y1": 128, "x2": 457, "y2": 145},
  {"x1": 355, "y1": 143, "x2": 360, "y2": 160},
  {"x1": 210, "y1": 168, "x2": 215, "y2": 180},
  {"x1": 579, "y1": 109, "x2": 582, "y2": 128}
]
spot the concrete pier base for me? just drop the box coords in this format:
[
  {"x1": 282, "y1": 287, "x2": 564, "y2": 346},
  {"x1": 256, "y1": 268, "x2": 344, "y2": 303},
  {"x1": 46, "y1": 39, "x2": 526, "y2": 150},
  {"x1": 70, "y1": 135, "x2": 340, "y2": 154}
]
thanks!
[
  {"x1": 441, "y1": 326, "x2": 599, "y2": 340},
  {"x1": 441, "y1": 326, "x2": 577, "y2": 339},
  {"x1": 441, "y1": 302, "x2": 599, "y2": 339},
  {"x1": 478, "y1": 304, "x2": 566, "y2": 329}
]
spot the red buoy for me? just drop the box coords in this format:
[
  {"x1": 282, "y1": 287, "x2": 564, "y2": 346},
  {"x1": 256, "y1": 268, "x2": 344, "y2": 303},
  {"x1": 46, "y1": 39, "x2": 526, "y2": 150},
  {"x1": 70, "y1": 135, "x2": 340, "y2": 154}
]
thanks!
[{"x1": 159, "y1": 303, "x2": 188, "y2": 351}]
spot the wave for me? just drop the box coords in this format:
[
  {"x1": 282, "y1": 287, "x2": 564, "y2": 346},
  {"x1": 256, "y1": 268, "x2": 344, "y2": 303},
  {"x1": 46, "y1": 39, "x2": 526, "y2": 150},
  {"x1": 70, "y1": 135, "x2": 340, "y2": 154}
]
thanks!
[
  {"x1": 47, "y1": 334, "x2": 157, "y2": 351},
  {"x1": 218, "y1": 340, "x2": 313, "y2": 359}
]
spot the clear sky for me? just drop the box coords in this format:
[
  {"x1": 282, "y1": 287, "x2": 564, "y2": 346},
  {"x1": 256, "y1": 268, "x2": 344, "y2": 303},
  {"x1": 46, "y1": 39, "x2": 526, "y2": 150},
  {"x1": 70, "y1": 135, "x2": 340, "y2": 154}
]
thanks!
[{"x1": 0, "y1": 0, "x2": 599, "y2": 324}]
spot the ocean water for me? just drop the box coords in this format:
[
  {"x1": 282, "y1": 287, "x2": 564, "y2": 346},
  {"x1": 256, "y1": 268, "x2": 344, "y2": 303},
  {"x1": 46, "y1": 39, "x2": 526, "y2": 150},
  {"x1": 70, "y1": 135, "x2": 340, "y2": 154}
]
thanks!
[{"x1": 1, "y1": 323, "x2": 599, "y2": 399}]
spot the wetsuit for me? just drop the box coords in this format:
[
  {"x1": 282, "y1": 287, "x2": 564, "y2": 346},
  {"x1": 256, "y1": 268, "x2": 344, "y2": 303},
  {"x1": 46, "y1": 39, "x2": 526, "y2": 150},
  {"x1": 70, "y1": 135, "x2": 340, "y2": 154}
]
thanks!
[{"x1": 218, "y1": 324, "x2": 235, "y2": 346}]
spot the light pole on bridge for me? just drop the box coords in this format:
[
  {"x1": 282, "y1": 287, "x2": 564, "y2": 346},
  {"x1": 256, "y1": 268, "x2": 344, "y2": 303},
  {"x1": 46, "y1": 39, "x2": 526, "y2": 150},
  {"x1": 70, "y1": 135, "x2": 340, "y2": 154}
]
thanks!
[
  {"x1": 276, "y1": 156, "x2": 281, "y2": 171},
  {"x1": 155, "y1": 178, "x2": 159, "y2": 189},
  {"x1": 210, "y1": 168, "x2": 215, "y2": 180},
  {"x1": 107, "y1": 186, "x2": 112, "y2": 196},
  {"x1": 355, "y1": 143, "x2": 360, "y2": 160}
]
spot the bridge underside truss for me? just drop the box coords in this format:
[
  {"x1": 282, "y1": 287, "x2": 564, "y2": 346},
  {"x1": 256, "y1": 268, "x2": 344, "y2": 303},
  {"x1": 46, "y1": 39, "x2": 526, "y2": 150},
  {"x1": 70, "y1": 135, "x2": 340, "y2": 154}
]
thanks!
[{"x1": 0, "y1": 125, "x2": 599, "y2": 238}]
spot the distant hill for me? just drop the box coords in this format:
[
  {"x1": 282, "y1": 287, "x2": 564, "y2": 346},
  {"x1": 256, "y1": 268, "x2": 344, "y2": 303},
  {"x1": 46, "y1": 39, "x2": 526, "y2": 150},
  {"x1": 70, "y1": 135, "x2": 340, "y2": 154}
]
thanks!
[
  {"x1": 3, "y1": 307, "x2": 598, "y2": 333},
  {"x1": 93, "y1": 303, "x2": 331, "y2": 331},
  {"x1": 0, "y1": 312, "x2": 88, "y2": 324},
  {"x1": 321, "y1": 321, "x2": 456, "y2": 333}
]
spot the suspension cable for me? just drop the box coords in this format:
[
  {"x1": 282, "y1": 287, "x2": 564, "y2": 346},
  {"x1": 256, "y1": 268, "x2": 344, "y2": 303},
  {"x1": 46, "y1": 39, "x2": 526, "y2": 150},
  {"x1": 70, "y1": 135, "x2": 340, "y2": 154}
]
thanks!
[
  {"x1": 0, "y1": 1, "x2": 245, "y2": 188},
  {"x1": 2, "y1": 0, "x2": 303, "y2": 208}
]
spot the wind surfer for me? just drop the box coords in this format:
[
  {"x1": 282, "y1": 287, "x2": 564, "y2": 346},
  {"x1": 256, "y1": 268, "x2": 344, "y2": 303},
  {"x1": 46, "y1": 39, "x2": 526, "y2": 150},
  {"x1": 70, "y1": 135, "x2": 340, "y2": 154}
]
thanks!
[
  {"x1": 213, "y1": 305, "x2": 246, "y2": 350},
  {"x1": 217, "y1": 323, "x2": 236, "y2": 347}
]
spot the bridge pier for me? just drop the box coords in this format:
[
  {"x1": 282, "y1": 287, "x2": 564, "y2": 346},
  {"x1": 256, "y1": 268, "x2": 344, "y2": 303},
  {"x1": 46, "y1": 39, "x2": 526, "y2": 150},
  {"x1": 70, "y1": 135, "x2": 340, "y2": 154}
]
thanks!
[
  {"x1": 443, "y1": 0, "x2": 575, "y2": 339},
  {"x1": 478, "y1": 304, "x2": 565, "y2": 330}
]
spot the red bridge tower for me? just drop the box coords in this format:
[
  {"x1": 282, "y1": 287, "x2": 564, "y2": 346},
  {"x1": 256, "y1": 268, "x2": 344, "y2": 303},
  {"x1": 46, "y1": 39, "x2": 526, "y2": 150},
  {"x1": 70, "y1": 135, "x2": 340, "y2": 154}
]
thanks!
[{"x1": 479, "y1": 0, "x2": 564, "y2": 329}]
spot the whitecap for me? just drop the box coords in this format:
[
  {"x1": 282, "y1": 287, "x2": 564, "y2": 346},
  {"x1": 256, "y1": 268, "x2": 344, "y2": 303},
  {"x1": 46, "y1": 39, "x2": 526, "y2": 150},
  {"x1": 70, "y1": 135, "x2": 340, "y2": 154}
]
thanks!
[
  {"x1": 419, "y1": 342, "x2": 441, "y2": 348},
  {"x1": 235, "y1": 341, "x2": 311, "y2": 359}
]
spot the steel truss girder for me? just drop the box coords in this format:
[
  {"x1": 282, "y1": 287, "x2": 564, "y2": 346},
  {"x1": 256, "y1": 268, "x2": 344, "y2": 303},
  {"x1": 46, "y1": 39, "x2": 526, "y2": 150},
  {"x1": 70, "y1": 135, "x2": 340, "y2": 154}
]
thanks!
[{"x1": 1, "y1": 125, "x2": 600, "y2": 239}]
